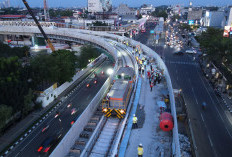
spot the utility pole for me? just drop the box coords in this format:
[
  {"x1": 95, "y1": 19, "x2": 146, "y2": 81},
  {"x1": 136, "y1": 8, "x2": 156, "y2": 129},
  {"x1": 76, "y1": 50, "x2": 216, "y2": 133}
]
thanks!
[{"x1": 22, "y1": 0, "x2": 55, "y2": 52}]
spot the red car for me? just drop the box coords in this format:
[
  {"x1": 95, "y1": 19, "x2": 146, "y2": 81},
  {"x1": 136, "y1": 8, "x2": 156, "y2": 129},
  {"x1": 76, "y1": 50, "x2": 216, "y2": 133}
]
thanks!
[
  {"x1": 41, "y1": 124, "x2": 49, "y2": 133},
  {"x1": 71, "y1": 108, "x2": 77, "y2": 115}
]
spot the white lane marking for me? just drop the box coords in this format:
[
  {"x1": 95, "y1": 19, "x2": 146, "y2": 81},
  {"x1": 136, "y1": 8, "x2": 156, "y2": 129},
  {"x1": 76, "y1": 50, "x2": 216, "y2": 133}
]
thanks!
[
  {"x1": 176, "y1": 76, "x2": 178, "y2": 81},
  {"x1": 195, "y1": 67, "x2": 232, "y2": 139},
  {"x1": 214, "y1": 105, "x2": 225, "y2": 122},
  {"x1": 191, "y1": 87, "x2": 199, "y2": 105},
  {"x1": 15, "y1": 118, "x2": 55, "y2": 157},
  {"x1": 208, "y1": 135, "x2": 213, "y2": 147},
  {"x1": 225, "y1": 127, "x2": 232, "y2": 138},
  {"x1": 201, "y1": 113, "x2": 205, "y2": 122}
]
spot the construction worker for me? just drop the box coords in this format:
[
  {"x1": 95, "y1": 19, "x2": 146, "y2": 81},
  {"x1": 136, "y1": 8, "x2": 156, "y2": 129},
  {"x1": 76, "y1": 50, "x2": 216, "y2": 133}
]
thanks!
[
  {"x1": 138, "y1": 143, "x2": 144, "y2": 157},
  {"x1": 132, "y1": 114, "x2": 138, "y2": 129}
]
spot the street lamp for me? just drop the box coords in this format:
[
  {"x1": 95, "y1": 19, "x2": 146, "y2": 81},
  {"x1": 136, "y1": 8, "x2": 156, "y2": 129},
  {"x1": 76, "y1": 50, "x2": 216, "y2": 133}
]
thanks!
[{"x1": 107, "y1": 68, "x2": 113, "y2": 75}]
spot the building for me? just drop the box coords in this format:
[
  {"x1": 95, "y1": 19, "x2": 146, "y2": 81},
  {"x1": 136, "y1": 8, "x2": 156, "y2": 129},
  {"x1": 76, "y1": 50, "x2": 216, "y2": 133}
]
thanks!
[
  {"x1": 172, "y1": 4, "x2": 182, "y2": 15},
  {"x1": 0, "y1": 15, "x2": 27, "y2": 21},
  {"x1": 201, "y1": 11, "x2": 224, "y2": 28},
  {"x1": 222, "y1": 7, "x2": 232, "y2": 37},
  {"x1": 222, "y1": 7, "x2": 232, "y2": 27},
  {"x1": 113, "y1": 4, "x2": 136, "y2": 16},
  {"x1": 88, "y1": 0, "x2": 112, "y2": 13},
  {"x1": 187, "y1": 7, "x2": 203, "y2": 24},
  {"x1": 140, "y1": 4, "x2": 155, "y2": 15},
  {"x1": 95, "y1": 12, "x2": 118, "y2": 20}
]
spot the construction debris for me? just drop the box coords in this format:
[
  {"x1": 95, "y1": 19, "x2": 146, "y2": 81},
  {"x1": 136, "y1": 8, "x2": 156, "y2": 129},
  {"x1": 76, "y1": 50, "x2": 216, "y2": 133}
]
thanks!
[{"x1": 179, "y1": 134, "x2": 192, "y2": 157}]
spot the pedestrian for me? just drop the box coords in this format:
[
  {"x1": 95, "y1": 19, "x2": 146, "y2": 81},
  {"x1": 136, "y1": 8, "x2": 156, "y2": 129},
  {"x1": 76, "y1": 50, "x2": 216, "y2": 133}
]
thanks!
[
  {"x1": 132, "y1": 114, "x2": 138, "y2": 129},
  {"x1": 141, "y1": 66, "x2": 144, "y2": 74},
  {"x1": 147, "y1": 71, "x2": 151, "y2": 79},
  {"x1": 150, "y1": 64, "x2": 152, "y2": 71},
  {"x1": 137, "y1": 143, "x2": 144, "y2": 157},
  {"x1": 150, "y1": 82, "x2": 153, "y2": 91},
  {"x1": 138, "y1": 66, "x2": 141, "y2": 74},
  {"x1": 153, "y1": 78, "x2": 157, "y2": 86}
]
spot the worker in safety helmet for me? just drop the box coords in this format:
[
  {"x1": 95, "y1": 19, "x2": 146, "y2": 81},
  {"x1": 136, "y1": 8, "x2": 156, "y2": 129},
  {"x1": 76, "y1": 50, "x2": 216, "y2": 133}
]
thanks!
[
  {"x1": 137, "y1": 143, "x2": 144, "y2": 157},
  {"x1": 132, "y1": 114, "x2": 138, "y2": 129}
]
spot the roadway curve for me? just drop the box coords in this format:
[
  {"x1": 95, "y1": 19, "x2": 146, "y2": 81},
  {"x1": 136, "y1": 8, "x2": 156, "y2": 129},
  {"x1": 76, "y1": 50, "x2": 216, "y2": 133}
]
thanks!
[{"x1": 8, "y1": 60, "x2": 113, "y2": 157}]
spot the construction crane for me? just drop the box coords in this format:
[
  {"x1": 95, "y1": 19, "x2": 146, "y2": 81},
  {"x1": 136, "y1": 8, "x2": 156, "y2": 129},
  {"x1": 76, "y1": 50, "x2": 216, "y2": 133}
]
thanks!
[{"x1": 22, "y1": 0, "x2": 55, "y2": 52}]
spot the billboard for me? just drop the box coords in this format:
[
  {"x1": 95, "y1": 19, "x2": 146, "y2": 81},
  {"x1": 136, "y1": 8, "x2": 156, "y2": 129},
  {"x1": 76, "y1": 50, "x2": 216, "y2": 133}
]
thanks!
[{"x1": 223, "y1": 26, "x2": 231, "y2": 37}]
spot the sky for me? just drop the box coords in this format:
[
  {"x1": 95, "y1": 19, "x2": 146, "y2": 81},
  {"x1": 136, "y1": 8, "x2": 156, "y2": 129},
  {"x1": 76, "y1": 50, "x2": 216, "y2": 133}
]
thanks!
[{"x1": 4, "y1": 0, "x2": 232, "y2": 8}]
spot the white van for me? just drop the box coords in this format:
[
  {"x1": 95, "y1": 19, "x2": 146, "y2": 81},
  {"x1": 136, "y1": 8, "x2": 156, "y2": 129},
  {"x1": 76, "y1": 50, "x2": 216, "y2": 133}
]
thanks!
[{"x1": 185, "y1": 49, "x2": 197, "y2": 54}]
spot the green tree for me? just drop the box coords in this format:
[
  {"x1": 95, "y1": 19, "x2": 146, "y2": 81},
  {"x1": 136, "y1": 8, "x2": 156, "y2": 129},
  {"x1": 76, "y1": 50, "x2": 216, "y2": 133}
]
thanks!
[
  {"x1": 50, "y1": 50, "x2": 77, "y2": 84},
  {"x1": 77, "y1": 45, "x2": 101, "y2": 68},
  {"x1": 0, "y1": 42, "x2": 30, "y2": 58},
  {"x1": 23, "y1": 88, "x2": 34, "y2": 116},
  {"x1": 49, "y1": 9, "x2": 73, "y2": 17},
  {"x1": 196, "y1": 27, "x2": 232, "y2": 66},
  {"x1": 151, "y1": 7, "x2": 168, "y2": 20},
  {"x1": 92, "y1": 21, "x2": 108, "y2": 26},
  {"x1": 137, "y1": 14, "x2": 142, "y2": 19},
  {"x1": 0, "y1": 105, "x2": 12, "y2": 130},
  {"x1": 172, "y1": 14, "x2": 180, "y2": 21},
  {"x1": 30, "y1": 50, "x2": 77, "y2": 85}
]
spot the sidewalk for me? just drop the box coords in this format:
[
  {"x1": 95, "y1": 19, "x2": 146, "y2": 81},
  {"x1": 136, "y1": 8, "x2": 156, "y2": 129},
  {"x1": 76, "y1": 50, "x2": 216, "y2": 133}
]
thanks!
[{"x1": 125, "y1": 63, "x2": 172, "y2": 157}]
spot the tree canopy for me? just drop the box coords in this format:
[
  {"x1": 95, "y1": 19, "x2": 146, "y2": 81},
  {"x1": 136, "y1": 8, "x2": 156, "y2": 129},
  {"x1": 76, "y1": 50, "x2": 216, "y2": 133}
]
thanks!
[
  {"x1": 49, "y1": 9, "x2": 73, "y2": 17},
  {"x1": 77, "y1": 45, "x2": 101, "y2": 68},
  {"x1": 30, "y1": 50, "x2": 77, "y2": 85},
  {"x1": 0, "y1": 42, "x2": 30, "y2": 58},
  {"x1": 196, "y1": 27, "x2": 232, "y2": 66},
  {"x1": 151, "y1": 7, "x2": 168, "y2": 20},
  {"x1": 92, "y1": 21, "x2": 108, "y2": 26},
  {"x1": 0, "y1": 43, "x2": 101, "y2": 132}
]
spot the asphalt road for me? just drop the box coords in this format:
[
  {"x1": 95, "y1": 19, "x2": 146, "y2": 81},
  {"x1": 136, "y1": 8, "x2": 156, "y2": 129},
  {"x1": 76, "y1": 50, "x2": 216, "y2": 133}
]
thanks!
[
  {"x1": 8, "y1": 59, "x2": 113, "y2": 157},
  {"x1": 136, "y1": 23, "x2": 232, "y2": 157}
]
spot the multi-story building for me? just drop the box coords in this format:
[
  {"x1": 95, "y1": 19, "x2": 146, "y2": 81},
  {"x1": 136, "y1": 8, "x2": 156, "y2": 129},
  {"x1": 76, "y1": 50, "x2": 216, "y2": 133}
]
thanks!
[
  {"x1": 172, "y1": 4, "x2": 182, "y2": 15},
  {"x1": 113, "y1": 4, "x2": 136, "y2": 16},
  {"x1": 140, "y1": 4, "x2": 155, "y2": 15},
  {"x1": 222, "y1": 6, "x2": 232, "y2": 37},
  {"x1": 88, "y1": 0, "x2": 112, "y2": 13},
  {"x1": 187, "y1": 7, "x2": 203, "y2": 24},
  {"x1": 201, "y1": 11, "x2": 224, "y2": 28},
  {"x1": 222, "y1": 6, "x2": 232, "y2": 27}
]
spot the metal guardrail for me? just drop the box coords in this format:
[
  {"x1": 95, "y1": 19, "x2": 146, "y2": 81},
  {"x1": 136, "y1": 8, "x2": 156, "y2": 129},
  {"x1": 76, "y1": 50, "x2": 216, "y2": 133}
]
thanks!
[{"x1": 0, "y1": 21, "x2": 140, "y2": 33}]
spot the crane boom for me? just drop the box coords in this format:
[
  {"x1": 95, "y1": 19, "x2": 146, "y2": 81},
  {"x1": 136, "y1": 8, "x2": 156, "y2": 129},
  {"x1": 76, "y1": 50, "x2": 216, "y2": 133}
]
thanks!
[{"x1": 22, "y1": 0, "x2": 55, "y2": 52}]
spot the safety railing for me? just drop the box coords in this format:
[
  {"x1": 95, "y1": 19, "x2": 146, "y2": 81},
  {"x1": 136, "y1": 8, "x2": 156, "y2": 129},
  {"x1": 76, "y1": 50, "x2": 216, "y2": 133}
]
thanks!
[{"x1": 0, "y1": 21, "x2": 139, "y2": 33}]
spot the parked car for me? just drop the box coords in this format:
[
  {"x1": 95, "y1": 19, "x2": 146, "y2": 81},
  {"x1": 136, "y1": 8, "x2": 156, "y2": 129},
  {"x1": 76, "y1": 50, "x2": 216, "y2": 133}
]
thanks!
[
  {"x1": 173, "y1": 51, "x2": 184, "y2": 55},
  {"x1": 185, "y1": 49, "x2": 197, "y2": 54}
]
